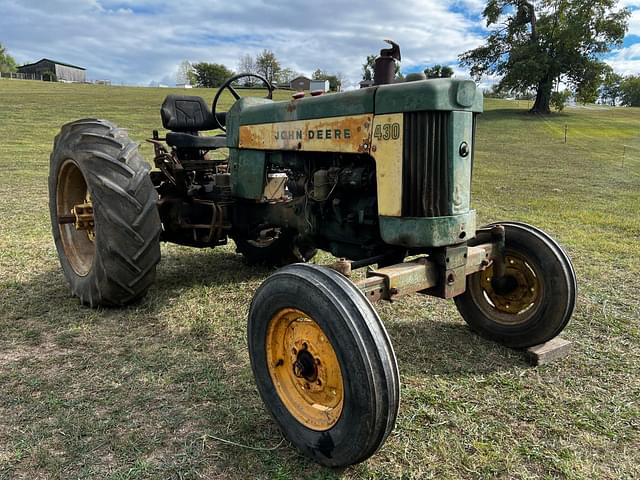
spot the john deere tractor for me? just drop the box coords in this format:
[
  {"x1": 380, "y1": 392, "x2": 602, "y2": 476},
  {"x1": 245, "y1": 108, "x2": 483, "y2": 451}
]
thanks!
[{"x1": 48, "y1": 41, "x2": 576, "y2": 467}]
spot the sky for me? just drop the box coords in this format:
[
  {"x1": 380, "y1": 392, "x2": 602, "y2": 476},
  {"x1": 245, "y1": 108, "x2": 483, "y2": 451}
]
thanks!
[{"x1": 1, "y1": 0, "x2": 638, "y2": 88}]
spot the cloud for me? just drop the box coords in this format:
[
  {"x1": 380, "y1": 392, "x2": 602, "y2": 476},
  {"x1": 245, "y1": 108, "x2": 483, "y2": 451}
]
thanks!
[
  {"x1": 0, "y1": 0, "x2": 484, "y2": 86},
  {"x1": 606, "y1": 43, "x2": 640, "y2": 76},
  {"x1": 1, "y1": 0, "x2": 637, "y2": 87}
]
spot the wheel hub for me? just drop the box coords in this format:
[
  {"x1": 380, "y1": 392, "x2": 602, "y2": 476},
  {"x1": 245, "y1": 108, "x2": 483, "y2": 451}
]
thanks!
[
  {"x1": 293, "y1": 348, "x2": 318, "y2": 382},
  {"x1": 70, "y1": 194, "x2": 95, "y2": 241},
  {"x1": 480, "y1": 253, "x2": 542, "y2": 321},
  {"x1": 266, "y1": 308, "x2": 344, "y2": 431}
]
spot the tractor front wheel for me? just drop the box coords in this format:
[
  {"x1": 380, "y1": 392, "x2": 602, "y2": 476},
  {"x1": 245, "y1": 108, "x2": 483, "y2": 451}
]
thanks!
[
  {"x1": 248, "y1": 264, "x2": 400, "y2": 467},
  {"x1": 49, "y1": 119, "x2": 161, "y2": 307},
  {"x1": 454, "y1": 222, "x2": 576, "y2": 348}
]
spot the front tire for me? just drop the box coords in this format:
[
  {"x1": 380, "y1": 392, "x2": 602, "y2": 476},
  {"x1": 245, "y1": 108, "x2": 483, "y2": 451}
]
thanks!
[
  {"x1": 49, "y1": 119, "x2": 161, "y2": 307},
  {"x1": 454, "y1": 222, "x2": 576, "y2": 348},
  {"x1": 248, "y1": 264, "x2": 400, "y2": 467}
]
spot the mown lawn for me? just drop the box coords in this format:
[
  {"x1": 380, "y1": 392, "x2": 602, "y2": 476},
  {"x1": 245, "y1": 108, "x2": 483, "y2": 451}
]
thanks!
[{"x1": 0, "y1": 80, "x2": 638, "y2": 479}]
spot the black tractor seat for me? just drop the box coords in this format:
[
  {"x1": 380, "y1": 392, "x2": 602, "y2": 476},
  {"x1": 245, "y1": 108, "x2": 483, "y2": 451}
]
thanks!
[
  {"x1": 161, "y1": 95, "x2": 220, "y2": 131},
  {"x1": 166, "y1": 132, "x2": 227, "y2": 149}
]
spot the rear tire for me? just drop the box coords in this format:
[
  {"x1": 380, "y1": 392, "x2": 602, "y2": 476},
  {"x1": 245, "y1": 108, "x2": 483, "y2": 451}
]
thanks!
[
  {"x1": 248, "y1": 264, "x2": 400, "y2": 467},
  {"x1": 454, "y1": 222, "x2": 576, "y2": 348},
  {"x1": 49, "y1": 119, "x2": 161, "y2": 307}
]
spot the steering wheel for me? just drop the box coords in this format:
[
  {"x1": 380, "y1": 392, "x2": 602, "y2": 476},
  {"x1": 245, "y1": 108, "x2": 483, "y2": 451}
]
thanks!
[{"x1": 212, "y1": 73, "x2": 274, "y2": 132}]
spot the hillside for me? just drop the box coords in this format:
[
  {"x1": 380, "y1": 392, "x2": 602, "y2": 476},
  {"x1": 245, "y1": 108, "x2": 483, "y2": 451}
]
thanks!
[{"x1": 0, "y1": 79, "x2": 639, "y2": 479}]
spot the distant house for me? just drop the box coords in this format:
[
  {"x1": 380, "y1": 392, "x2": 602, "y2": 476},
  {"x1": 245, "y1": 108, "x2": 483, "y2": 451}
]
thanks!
[
  {"x1": 310, "y1": 79, "x2": 330, "y2": 92},
  {"x1": 290, "y1": 76, "x2": 311, "y2": 91},
  {"x1": 17, "y1": 59, "x2": 86, "y2": 83}
]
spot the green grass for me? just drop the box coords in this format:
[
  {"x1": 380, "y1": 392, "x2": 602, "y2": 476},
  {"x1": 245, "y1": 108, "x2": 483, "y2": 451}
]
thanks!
[{"x1": 0, "y1": 80, "x2": 639, "y2": 479}]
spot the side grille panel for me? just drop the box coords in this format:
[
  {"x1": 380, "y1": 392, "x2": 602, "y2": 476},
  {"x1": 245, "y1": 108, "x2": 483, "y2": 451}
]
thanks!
[{"x1": 402, "y1": 112, "x2": 450, "y2": 217}]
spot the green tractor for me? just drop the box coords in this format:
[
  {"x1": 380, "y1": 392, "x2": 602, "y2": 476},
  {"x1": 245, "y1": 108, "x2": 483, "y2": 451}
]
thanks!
[{"x1": 48, "y1": 41, "x2": 576, "y2": 467}]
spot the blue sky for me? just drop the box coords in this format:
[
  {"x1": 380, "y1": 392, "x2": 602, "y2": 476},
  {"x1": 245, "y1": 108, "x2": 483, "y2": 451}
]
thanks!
[{"x1": 1, "y1": 0, "x2": 638, "y2": 87}]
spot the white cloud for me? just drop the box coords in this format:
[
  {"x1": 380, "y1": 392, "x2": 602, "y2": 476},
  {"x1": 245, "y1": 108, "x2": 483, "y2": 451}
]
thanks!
[
  {"x1": 607, "y1": 43, "x2": 640, "y2": 76},
  {"x1": 0, "y1": 0, "x2": 484, "y2": 85},
  {"x1": 1, "y1": 0, "x2": 637, "y2": 86}
]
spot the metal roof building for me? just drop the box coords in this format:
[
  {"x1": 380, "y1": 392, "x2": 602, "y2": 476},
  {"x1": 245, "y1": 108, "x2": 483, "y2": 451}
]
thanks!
[
  {"x1": 290, "y1": 76, "x2": 311, "y2": 91},
  {"x1": 17, "y1": 59, "x2": 86, "y2": 83}
]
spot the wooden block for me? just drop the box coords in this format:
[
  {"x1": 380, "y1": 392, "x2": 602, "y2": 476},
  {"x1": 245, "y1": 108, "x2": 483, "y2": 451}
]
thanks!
[{"x1": 525, "y1": 337, "x2": 572, "y2": 366}]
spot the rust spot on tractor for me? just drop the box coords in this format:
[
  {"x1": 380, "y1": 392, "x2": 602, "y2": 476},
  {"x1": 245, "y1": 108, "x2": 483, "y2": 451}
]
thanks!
[{"x1": 286, "y1": 102, "x2": 297, "y2": 113}]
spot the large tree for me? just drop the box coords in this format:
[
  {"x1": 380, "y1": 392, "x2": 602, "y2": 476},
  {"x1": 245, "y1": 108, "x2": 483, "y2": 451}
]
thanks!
[
  {"x1": 192, "y1": 62, "x2": 233, "y2": 88},
  {"x1": 255, "y1": 49, "x2": 281, "y2": 84},
  {"x1": 460, "y1": 0, "x2": 629, "y2": 114},
  {"x1": 0, "y1": 43, "x2": 17, "y2": 73}
]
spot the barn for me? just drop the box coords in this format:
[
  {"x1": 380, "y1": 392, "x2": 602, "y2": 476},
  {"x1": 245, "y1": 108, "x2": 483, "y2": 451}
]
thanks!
[
  {"x1": 17, "y1": 59, "x2": 86, "y2": 83},
  {"x1": 290, "y1": 76, "x2": 311, "y2": 91}
]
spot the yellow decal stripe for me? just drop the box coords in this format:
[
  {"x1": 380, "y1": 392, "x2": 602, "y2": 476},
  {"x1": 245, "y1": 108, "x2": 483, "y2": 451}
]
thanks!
[
  {"x1": 239, "y1": 114, "x2": 373, "y2": 153},
  {"x1": 371, "y1": 113, "x2": 403, "y2": 217}
]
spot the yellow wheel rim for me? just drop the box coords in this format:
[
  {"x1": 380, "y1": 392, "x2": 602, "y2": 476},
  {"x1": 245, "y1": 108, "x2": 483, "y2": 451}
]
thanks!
[
  {"x1": 477, "y1": 252, "x2": 543, "y2": 325},
  {"x1": 266, "y1": 308, "x2": 344, "y2": 431},
  {"x1": 56, "y1": 159, "x2": 96, "y2": 276}
]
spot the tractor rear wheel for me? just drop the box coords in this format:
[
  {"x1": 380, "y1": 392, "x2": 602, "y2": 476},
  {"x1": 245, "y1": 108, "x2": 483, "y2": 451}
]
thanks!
[
  {"x1": 248, "y1": 264, "x2": 400, "y2": 467},
  {"x1": 454, "y1": 222, "x2": 576, "y2": 348},
  {"x1": 49, "y1": 119, "x2": 161, "y2": 307}
]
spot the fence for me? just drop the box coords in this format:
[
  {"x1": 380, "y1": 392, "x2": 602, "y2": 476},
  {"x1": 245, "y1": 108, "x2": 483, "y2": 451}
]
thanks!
[{"x1": 0, "y1": 72, "x2": 44, "y2": 81}]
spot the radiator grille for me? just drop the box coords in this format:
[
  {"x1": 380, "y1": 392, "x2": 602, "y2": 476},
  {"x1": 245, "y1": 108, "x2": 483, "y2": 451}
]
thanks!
[{"x1": 402, "y1": 111, "x2": 450, "y2": 217}]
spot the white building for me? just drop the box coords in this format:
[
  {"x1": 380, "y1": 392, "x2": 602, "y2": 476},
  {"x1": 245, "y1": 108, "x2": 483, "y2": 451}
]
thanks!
[{"x1": 310, "y1": 79, "x2": 330, "y2": 92}]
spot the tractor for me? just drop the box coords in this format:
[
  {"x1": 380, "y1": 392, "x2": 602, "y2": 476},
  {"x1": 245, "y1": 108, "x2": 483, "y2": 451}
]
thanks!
[{"x1": 48, "y1": 41, "x2": 576, "y2": 467}]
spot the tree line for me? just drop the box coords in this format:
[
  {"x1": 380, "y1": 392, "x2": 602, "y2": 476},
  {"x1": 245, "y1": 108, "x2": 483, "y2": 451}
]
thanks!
[{"x1": 177, "y1": 50, "x2": 344, "y2": 91}]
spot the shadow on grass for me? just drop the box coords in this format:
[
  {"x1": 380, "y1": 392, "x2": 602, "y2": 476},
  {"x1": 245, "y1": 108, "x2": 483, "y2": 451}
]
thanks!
[
  {"x1": 0, "y1": 248, "x2": 525, "y2": 478},
  {"x1": 387, "y1": 319, "x2": 526, "y2": 378},
  {"x1": 0, "y1": 247, "x2": 269, "y2": 327}
]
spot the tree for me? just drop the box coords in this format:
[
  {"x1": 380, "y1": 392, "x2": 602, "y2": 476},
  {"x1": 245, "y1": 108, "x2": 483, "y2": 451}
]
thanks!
[
  {"x1": 256, "y1": 49, "x2": 281, "y2": 84},
  {"x1": 550, "y1": 90, "x2": 571, "y2": 111},
  {"x1": 277, "y1": 67, "x2": 300, "y2": 85},
  {"x1": 362, "y1": 54, "x2": 402, "y2": 81},
  {"x1": 424, "y1": 64, "x2": 454, "y2": 78},
  {"x1": 192, "y1": 62, "x2": 234, "y2": 88},
  {"x1": 600, "y1": 70, "x2": 623, "y2": 106},
  {"x1": 362, "y1": 55, "x2": 376, "y2": 81},
  {"x1": 237, "y1": 54, "x2": 255, "y2": 75},
  {"x1": 311, "y1": 69, "x2": 342, "y2": 91},
  {"x1": 176, "y1": 60, "x2": 195, "y2": 85},
  {"x1": 237, "y1": 54, "x2": 256, "y2": 86},
  {"x1": 620, "y1": 75, "x2": 640, "y2": 107},
  {"x1": 460, "y1": 1, "x2": 629, "y2": 114},
  {"x1": 0, "y1": 43, "x2": 17, "y2": 73}
]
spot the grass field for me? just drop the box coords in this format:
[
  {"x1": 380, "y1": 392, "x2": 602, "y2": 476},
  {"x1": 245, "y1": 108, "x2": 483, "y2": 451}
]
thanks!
[{"x1": 0, "y1": 79, "x2": 639, "y2": 480}]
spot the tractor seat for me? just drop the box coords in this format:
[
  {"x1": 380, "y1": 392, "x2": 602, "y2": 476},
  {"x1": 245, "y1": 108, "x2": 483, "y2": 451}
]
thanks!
[
  {"x1": 160, "y1": 94, "x2": 226, "y2": 131},
  {"x1": 166, "y1": 132, "x2": 227, "y2": 149}
]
